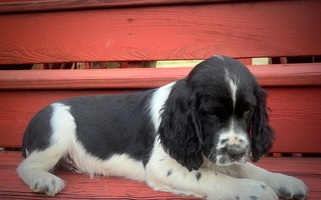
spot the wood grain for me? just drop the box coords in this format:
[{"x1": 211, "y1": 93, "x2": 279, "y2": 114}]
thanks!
[
  {"x1": 1, "y1": 0, "x2": 320, "y2": 64},
  {"x1": 0, "y1": 0, "x2": 246, "y2": 13},
  {"x1": 0, "y1": 152, "x2": 320, "y2": 199},
  {"x1": 267, "y1": 87, "x2": 321, "y2": 153},
  {"x1": 1, "y1": 63, "x2": 320, "y2": 90}
]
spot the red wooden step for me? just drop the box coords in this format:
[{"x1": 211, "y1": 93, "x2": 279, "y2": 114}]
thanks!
[{"x1": 1, "y1": 63, "x2": 320, "y2": 90}]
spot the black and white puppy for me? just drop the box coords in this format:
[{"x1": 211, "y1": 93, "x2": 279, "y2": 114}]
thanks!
[{"x1": 18, "y1": 56, "x2": 307, "y2": 200}]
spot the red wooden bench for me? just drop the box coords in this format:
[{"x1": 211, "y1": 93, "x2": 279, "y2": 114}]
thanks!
[{"x1": 0, "y1": 0, "x2": 321, "y2": 199}]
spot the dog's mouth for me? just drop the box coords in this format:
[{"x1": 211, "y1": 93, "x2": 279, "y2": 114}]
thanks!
[
  {"x1": 207, "y1": 146, "x2": 250, "y2": 166},
  {"x1": 214, "y1": 153, "x2": 249, "y2": 166}
]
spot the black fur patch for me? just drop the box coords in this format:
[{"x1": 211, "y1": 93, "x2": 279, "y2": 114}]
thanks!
[
  {"x1": 249, "y1": 196, "x2": 258, "y2": 200},
  {"x1": 195, "y1": 172, "x2": 202, "y2": 181},
  {"x1": 293, "y1": 193, "x2": 306, "y2": 200},
  {"x1": 278, "y1": 187, "x2": 291, "y2": 198},
  {"x1": 22, "y1": 105, "x2": 53, "y2": 157},
  {"x1": 63, "y1": 91, "x2": 156, "y2": 166},
  {"x1": 260, "y1": 185, "x2": 267, "y2": 190},
  {"x1": 158, "y1": 80, "x2": 203, "y2": 171}
]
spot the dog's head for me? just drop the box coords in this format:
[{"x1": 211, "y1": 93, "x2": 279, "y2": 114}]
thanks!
[{"x1": 159, "y1": 55, "x2": 274, "y2": 171}]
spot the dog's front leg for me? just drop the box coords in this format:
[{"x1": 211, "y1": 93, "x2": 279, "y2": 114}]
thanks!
[
  {"x1": 145, "y1": 157, "x2": 278, "y2": 200},
  {"x1": 212, "y1": 162, "x2": 308, "y2": 200}
]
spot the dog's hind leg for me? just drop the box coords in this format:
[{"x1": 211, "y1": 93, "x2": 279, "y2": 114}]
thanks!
[
  {"x1": 17, "y1": 146, "x2": 66, "y2": 196},
  {"x1": 17, "y1": 102, "x2": 76, "y2": 196}
]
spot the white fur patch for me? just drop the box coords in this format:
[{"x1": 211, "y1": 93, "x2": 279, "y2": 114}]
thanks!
[
  {"x1": 217, "y1": 126, "x2": 249, "y2": 150},
  {"x1": 145, "y1": 136, "x2": 205, "y2": 198},
  {"x1": 50, "y1": 103, "x2": 76, "y2": 148},
  {"x1": 66, "y1": 144, "x2": 146, "y2": 181},
  {"x1": 224, "y1": 70, "x2": 239, "y2": 108},
  {"x1": 149, "y1": 82, "x2": 175, "y2": 132}
]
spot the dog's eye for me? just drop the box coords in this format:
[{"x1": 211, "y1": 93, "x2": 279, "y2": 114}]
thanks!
[
  {"x1": 207, "y1": 113, "x2": 218, "y2": 119},
  {"x1": 201, "y1": 110, "x2": 218, "y2": 120},
  {"x1": 243, "y1": 107, "x2": 254, "y2": 118},
  {"x1": 206, "y1": 107, "x2": 222, "y2": 120}
]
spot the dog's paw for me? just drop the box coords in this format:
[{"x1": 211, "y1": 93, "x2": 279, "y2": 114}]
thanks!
[
  {"x1": 206, "y1": 179, "x2": 278, "y2": 200},
  {"x1": 234, "y1": 179, "x2": 279, "y2": 200},
  {"x1": 267, "y1": 173, "x2": 308, "y2": 200},
  {"x1": 30, "y1": 173, "x2": 65, "y2": 196}
]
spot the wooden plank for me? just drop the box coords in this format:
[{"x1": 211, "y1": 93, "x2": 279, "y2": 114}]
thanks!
[
  {"x1": 267, "y1": 87, "x2": 321, "y2": 153},
  {"x1": 0, "y1": 68, "x2": 188, "y2": 90},
  {"x1": 0, "y1": 152, "x2": 320, "y2": 199},
  {"x1": 0, "y1": 87, "x2": 320, "y2": 153},
  {"x1": 254, "y1": 157, "x2": 321, "y2": 175},
  {"x1": 0, "y1": 0, "x2": 247, "y2": 13},
  {"x1": 1, "y1": 0, "x2": 320, "y2": 64},
  {"x1": 1, "y1": 63, "x2": 321, "y2": 90}
]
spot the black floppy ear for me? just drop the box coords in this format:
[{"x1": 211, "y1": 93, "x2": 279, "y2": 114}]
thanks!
[
  {"x1": 251, "y1": 86, "x2": 275, "y2": 162},
  {"x1": 158, "y1": 80, "x2": 203, "y2": 171}
]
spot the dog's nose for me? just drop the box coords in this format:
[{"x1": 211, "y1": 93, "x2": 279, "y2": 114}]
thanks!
[{"x1": 227, "y1": 144, "x2": 246, "y2": 159}]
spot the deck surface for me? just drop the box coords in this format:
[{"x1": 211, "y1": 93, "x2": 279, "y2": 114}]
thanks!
[{"x1": 0, "y1": 152, "x2": 320, "y2": 199}]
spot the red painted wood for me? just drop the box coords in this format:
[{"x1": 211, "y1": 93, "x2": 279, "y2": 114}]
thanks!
[
  {"x1": 237, "y1": 58, "x2": 252, "y2": 65},
  {"x1": 0, "y1": 0, "x2": 240, "y2": 13},
  {"x1": 0, "y1": 152, "x2": 320, "y2": 199},
  {"x1": 1, "y1": 63, "x2": 320, "y2": 90},
  {"x1": 267, "y1": 87, "x2": 321, "y2": 154},
  {"x1": 0, "y1": 0, "x2": 320, "y2": 64},
  {"x1": 0, "y1": 68, "x2": 187, "y2": 90}
]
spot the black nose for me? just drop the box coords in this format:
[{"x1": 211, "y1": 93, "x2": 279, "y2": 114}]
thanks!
[{"x1": 227, "y1": 144, "x2": 246, "y2": 159}]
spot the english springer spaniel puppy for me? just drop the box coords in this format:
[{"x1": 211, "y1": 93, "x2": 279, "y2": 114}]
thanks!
[{"x1": 18, "y1": 56, "x2": 307, "y2": 200}]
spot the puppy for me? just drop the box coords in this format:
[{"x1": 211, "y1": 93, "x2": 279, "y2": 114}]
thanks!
[{"x1": 18, "y1": 55, "x2": 307, "y2": 199}]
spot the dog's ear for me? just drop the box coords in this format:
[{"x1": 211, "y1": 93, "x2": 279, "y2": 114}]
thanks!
[
  {"x1": 158, "y1": 80, "x2": 203, "y2": 171},
  {"x1": 251, "y1": 86, "x2": 275, "y2": 162}
]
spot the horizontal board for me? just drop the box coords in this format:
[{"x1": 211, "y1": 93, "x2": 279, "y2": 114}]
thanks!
[
  {"x1": 0, "y1": 0, "x2": 321, "y2": 64},
  {"x1": 266, "y1": 87, "x2": 321, "y2": 153},
  {"x1": 0, "y1": 152, "x2": 320, "y2": 199},
  {"x1": 1, "y1": 63, "x2": 321, "y2": 89},
  {"x1": 0, "y1": 87, "x2": 320, "y2": 153},
  {"x1": 0, "y1": 0, "x2": 241, "y2": 13}
]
